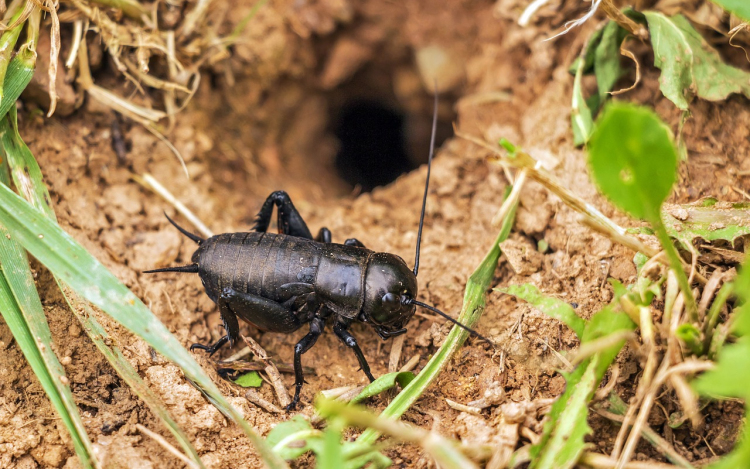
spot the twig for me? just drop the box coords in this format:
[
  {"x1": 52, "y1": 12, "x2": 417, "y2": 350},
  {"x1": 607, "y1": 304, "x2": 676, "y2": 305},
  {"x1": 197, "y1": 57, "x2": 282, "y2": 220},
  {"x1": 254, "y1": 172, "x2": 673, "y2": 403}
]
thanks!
[
  {"x1": 445, "y1": 398, "x2": 483, "y2": 415},
  {"x1": 136, "y1": 424, "x2": 200, "y2": 469},
  {"x1": 399, "y1": 354, "x2": 420, "y2": 373},
  {"x1": 131, "y1": 173, "x2": 214, "y2": 238},
  {"x1": 245, "y1": 388, "x2": 282, "y2": 414},
  {"x1": 388, "y1": 334, "x2": 405, "y2": 373},
  {"x1": 241, "y1": 334, "x2": 291, "y2": 408},
  {"x1": 598, "y1": 0, "x2": 648, "y2": 41}
]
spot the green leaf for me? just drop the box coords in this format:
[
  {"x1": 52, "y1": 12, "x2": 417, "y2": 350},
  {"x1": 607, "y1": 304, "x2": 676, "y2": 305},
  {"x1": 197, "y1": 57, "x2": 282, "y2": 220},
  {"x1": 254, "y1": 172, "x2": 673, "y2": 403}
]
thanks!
[
  {"x1": 593, "y1": 21, "x2": 629, "y2": 103},
  {"x1": 588, "y1": 103, "x2": 677, "y2": 221},
  {"x1": 709, "y1": 0, "x2": 750, "y2": 23},
  {"x1": 0, "y1": 184, "x2": 287, "y2": 469},
  {"x1": 676, "y1": 323, "x2": 703, "y2": 355},
  {"x1": 571, "y1": 54, "x2": 594, "y2": 146},
  {"x1": 644, "y1": 12, "x2": 750, "y2": 110},
  {"x1": 663, "y1": 201, "x2": 750, "y2": 251},
  {"x1": 234, "y1": 371, "x2": 263, "y2": 387},
  {"x1": 0, "y1": 55, "x2": 35, "y2": 121},
  {"x1": 350, "y1": 372, "x2": 415, "y2": 405},
  {"x1": 496, "y1": 284, "x2": 585, "y2": 337}
]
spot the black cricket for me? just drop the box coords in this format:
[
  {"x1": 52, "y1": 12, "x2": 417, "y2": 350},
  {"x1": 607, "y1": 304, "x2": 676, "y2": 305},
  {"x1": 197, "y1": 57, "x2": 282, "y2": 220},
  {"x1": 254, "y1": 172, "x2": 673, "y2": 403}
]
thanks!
[{"x1": 145, "y1": 94, "x2": 489, "y2": 410}]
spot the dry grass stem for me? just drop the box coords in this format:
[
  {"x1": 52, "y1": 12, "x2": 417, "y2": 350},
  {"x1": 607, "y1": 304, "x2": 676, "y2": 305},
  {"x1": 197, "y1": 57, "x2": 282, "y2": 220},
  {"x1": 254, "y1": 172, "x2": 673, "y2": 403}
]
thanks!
[
  {"x1": 240, "y1": 334, "x2": 291, "y2": 408},
  {"x1": 244, "y1": 388, "x2": 283, "y2": 414},
  {"x1": 445, "y1": 398, "x2": 483, "y2": 415},
  {"x1": 457, "y1": 130, "x2": 656, "y2": 258},
  {"x1": 65, "y1": 19, "x2": 82, "y2": 67},
  {"x1": 492, "y1": 167, "x2": 527, "y2": 226},
  {"x1": 698, "y1": 269, "x2": 724, "y2": 320},
  {"x1": 599, "y1": 0, "x2": 649, "y2": 41},
  {"x1": 388, "y1": 334, "x2": 405, "y2": 373},
  {"x1": 610, "y1": 39, "x2": 641, "y2": 96},
  {"x1": 131, "y1": 173, "x2": 214, "y2": 238},
  {"x1": 518, "y1": 0, "x2": 552, "y2": 26},
  {"x1": 583, "y1": 452, "x2": 686, "y2": 469},
  {"x1": 399, "y1": 354, "x2": 420, "y2": 373},
  {"x1": 135, "y1": 424, "x2": 201, "y2": 469}
]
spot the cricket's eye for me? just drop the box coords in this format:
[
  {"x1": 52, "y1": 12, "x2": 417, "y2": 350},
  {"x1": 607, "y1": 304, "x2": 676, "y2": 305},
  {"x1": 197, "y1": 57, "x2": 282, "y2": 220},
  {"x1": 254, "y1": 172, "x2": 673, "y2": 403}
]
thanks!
[{"x1": 382, "y1": 293, "x2": 400, "y2": 309}]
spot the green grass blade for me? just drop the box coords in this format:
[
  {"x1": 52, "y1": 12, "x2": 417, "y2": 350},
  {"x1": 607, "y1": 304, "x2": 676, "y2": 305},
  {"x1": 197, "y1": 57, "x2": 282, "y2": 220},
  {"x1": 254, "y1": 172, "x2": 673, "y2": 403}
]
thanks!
[
  {"x1": 0, "y1": 274, "x2": 96, "y2": 467},
  {"x1": 0, "y1": 183, "x2": 288, "y2": 469},
  {"x1": 0, "y1": 53, "x2": 35, "y2": 120},
  {"x1": 0, "y1": 109, "x2": 206, "y2": 467},
  {"x1": 0, "y1": 5, "x2": 28, "y2": 107},
  {"x1": 0, "y1": 168, "x2": 96, "y2": 468},
  {"x1": 357, "y1": 189, "x2": 517, "y2": 445}
]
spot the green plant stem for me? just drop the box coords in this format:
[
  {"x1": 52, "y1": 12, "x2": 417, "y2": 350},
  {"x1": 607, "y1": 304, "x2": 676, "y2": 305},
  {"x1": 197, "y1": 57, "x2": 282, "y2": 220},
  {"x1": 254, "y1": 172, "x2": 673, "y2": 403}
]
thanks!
[
  {"x1": 228, "y1": 0, "x2": 270, "y2": 42},
  {"x1": 651, "y1": 215, "x2": 697, "y2": 321},
  {"x1": 357, "y1": 189, "x2": 517, "y2": 446},
  {"x1": 703, "y1": 282, "x2": 733, "y2": 353},
  {"x1": 25, "y1": 5, "x2": 40, "y2": 50},
  {"x1": 87, "y1": 0, "x2": 147, "y2": 20}
]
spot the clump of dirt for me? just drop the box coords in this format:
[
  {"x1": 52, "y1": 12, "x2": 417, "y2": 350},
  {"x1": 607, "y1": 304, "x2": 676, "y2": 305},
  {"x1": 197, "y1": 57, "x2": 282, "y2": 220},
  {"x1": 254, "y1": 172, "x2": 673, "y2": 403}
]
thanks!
[{"x1": 1, "y1": 0, "x2": 749, "y2": 467}]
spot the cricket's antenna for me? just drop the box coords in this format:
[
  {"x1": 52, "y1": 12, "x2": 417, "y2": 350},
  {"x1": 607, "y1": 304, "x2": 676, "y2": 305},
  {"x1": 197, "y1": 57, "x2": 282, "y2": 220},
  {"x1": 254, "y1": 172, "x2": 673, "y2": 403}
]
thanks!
[
  {"x1": 404, "y1": 298, "x2": 493, "y2": 345},
  {"x1": 164, "y1": 212, "x2": 205, "y2": 244},
  {"x1": 413, "y1": 88, "x2": 439, "y2": 277}
]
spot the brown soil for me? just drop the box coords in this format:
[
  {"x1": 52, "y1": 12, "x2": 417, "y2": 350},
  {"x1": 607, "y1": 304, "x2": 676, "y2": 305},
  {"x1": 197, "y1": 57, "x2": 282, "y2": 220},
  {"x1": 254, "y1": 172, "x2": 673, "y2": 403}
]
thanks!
[{"x1": 1, "y1": 0, "x2": 748, "y2": 467}]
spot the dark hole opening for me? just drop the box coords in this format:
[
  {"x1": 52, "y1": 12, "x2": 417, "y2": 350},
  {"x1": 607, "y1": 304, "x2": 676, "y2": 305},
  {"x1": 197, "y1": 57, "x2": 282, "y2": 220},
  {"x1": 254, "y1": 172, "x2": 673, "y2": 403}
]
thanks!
[{"x1": 334, "y1": 101, "x2": 413, "y2": 192}]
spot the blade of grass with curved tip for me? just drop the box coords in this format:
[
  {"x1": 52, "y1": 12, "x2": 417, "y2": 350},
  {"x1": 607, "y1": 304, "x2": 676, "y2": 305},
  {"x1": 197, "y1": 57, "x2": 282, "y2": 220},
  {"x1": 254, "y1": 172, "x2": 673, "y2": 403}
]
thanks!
[
  {"x1": 0, "y1": 183, "x2": 288, "y2": 469},
  {"x1": 0, "y1": 164, "x2": 97, "y2": 468},
  {"x1": 2, "y1": 108, "x2": 206, "y2": 468},
  {"x1": 357, "y1": 187, "x2": 517, "y2": 446}
]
